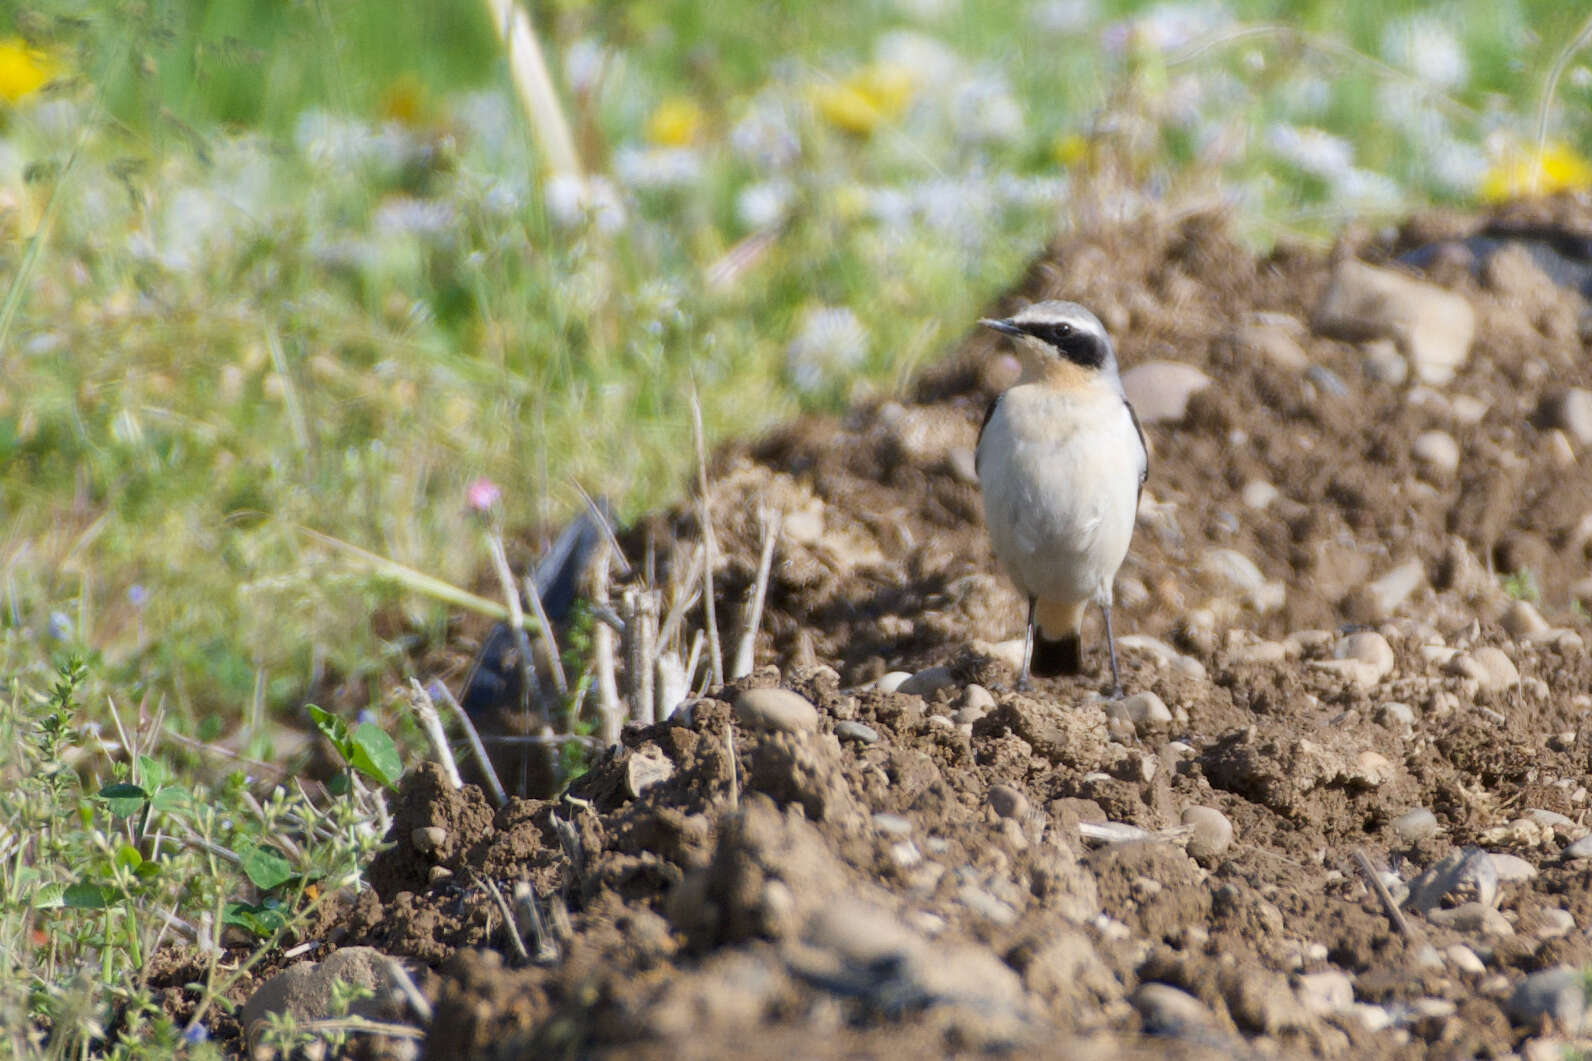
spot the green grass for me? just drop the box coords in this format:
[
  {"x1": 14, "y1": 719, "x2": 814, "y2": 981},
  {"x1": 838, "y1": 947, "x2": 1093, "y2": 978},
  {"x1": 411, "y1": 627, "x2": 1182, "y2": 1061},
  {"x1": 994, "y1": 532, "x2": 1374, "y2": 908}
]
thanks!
[{"x1": 0, "y1": 0, "x2": 1590, "y2": 1052}]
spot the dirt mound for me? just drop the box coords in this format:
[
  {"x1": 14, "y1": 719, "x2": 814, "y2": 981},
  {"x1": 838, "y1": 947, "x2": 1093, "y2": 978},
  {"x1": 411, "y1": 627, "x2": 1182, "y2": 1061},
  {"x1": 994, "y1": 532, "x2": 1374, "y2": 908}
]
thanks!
[{"x1": 200, "y1": 200, "x2": 1592, "y2": 1057}]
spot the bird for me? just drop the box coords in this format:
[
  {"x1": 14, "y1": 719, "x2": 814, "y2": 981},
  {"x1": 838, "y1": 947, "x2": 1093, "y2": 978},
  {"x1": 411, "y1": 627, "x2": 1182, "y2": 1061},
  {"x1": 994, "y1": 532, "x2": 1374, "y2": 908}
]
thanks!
[{"x1": 974, "y1": 300, "x2": 1148, "y2": 696}]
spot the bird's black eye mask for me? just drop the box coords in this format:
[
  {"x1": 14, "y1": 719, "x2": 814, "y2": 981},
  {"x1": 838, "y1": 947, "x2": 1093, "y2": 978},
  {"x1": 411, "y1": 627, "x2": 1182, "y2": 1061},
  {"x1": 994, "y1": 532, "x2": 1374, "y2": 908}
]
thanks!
[{"x1": 1020, "y1": 321, "x2": 1108, "y2": 369}]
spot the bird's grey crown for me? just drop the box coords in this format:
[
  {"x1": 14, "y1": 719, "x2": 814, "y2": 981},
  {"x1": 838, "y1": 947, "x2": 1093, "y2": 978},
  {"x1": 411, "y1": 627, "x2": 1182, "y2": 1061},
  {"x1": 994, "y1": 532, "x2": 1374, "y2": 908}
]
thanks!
[{"x1": 983, "y1": 299, "x2": 1117, "y2": 375}]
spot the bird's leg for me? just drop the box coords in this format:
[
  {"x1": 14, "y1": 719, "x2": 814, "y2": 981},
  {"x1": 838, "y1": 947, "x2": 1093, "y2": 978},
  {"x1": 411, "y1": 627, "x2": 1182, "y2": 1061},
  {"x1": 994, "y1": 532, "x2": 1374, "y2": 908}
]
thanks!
[
  {"x1": 1017, "y1": 595, "x2": 1036, "y2": 692},
  {"x1": 1102, "y1": 601, "x2": 1123, "y2": 699}
]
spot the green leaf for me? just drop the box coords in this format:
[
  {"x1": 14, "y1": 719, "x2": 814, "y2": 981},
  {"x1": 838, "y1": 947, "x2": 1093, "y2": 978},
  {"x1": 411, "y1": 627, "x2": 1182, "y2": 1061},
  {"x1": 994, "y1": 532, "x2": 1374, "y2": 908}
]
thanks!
[
  {"x1": 137, "y1": 754, "x2": 171, "y2": 791},
  {"x1": 223, "y1": 899, "x2": 291, "y2": 937},
  {"x1": 64, "y1": 881, "x2": 117, "y2": 909},
  {"x1": 349, "y1": 722, "x2": 402, "y2": 789},
  {"x1": 150, "y1": 786, "x2": 191, "y2": 814},
  {"x1": 97, "y1": 782, "x2": 148, "y2": 818},
  {"x1": 31, "y1": 882, "x2": 66, "y2": 909},
  {"x1": 114, "y1": 844, "x2": 143, "y2": 871},
  {"x1": 309, "y1": 705, "x2": 353, "y2": 759},
  {"x1": 240, "y1": 844, "x2": 296, "y2": 892}
]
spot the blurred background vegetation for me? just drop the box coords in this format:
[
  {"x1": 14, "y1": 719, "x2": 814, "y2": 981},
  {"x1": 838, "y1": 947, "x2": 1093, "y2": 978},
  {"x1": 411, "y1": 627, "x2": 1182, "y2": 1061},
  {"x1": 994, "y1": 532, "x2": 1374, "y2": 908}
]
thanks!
[{"x1": 0, "y1": 0, "x2": 1588, "y2": 737}]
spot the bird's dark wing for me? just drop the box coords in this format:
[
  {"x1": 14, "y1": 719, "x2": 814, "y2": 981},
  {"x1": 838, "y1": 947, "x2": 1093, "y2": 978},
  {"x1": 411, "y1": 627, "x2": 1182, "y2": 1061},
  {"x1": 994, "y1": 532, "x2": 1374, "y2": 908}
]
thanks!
[
  {"x1": 1125, "y1": 398, "x2": 1148, "y2": 502},
  {"x1": 975, "y1": 393, "x2": 1002, "y2": 479}
]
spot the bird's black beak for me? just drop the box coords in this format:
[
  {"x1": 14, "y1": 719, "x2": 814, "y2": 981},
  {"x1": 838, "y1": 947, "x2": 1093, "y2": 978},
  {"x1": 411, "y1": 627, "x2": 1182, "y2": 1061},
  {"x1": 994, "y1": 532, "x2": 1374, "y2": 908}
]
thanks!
[{"x1": 979, "y1": 318, "x2": 1025, "y2": 338}]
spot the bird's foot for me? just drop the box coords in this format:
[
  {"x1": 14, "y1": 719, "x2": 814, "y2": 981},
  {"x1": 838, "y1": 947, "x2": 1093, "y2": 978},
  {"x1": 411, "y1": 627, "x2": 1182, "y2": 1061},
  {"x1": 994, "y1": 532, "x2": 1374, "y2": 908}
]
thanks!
[
  {"x1": 1106, "y1": 684, "x2": 1124, "y2": 701},
  {"x1": 1014, "y1": 676, "x2": 1033, "y2": 694}
]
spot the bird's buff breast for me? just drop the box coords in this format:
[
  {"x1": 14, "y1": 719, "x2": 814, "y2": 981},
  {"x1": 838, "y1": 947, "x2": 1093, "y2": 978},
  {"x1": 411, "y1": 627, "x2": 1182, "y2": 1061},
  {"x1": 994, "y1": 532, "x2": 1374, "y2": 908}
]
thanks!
[{"x1": 978, "y1": 384, "x2": 1140, "y2": 603}]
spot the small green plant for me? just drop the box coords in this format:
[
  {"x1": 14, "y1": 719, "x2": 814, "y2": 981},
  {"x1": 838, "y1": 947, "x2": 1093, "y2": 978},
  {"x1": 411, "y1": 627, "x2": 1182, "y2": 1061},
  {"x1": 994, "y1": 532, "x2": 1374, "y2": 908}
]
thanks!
[
  {"x1": 1501, "y1": 569, "x2": 1542, "y2": 603},
  {"x1": 309, "y1": 705, "x2": 404, "y2": 790}
]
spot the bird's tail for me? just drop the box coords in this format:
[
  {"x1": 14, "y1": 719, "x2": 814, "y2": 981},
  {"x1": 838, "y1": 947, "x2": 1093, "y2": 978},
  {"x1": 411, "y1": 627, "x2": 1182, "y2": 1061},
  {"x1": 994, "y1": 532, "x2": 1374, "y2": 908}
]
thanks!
[{"x1": 1032, "y1": 598, "x2": 1085, "y2": 678}]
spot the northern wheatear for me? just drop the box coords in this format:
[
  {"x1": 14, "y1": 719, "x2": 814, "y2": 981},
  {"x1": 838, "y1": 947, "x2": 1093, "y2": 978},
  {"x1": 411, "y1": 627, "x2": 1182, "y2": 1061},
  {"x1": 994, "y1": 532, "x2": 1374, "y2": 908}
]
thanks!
[{"x1": 975, "y1": 301, "x2": 1147, "y2": 695}]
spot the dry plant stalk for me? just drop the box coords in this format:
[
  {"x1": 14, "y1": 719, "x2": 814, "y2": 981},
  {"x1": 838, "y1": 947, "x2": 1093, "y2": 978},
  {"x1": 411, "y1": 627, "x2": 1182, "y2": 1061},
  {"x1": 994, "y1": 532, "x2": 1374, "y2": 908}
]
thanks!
[
  {"x1": 690, "y1": 390, "x2": 726, "y2": 688},
  {"x1": 620, "y1": 586, "x2": 659, "y2": 725},
  {"x1": 511, "y1": 880, "x2": 561, "y2": 965},
  {"x1": 591, "y1": 544, "x2": 623, "y2": 745},
  {"x1": 407, "y1": 679, "x2": 463, "y2": 791},
  {"x1": 522, "y1": 574, "x2": 568, "y2": 697},
  {"x1": 480, "y1": 0, "x2": 581, "y2": 179},
  {"x1": 732, "y1": 508, "x2": 781, "y2": 679},
  {"x1": 482, "y1": 874, "x2": 531, "y2": 964},
  {"x1": 426, "y1": 679, "x2": 508, "y2": 809}
]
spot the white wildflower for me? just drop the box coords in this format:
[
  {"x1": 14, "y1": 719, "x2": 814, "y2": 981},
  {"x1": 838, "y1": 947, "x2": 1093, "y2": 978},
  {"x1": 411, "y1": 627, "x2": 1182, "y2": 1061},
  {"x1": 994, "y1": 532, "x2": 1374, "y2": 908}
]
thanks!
[
  {"x1": 950, "y1": 74, "x2": 1025, "y2": 146},
  {"x1": 372, "y1": 196, "x2": 457, "y2": 242},
  {"x1": 295, "y1": 109, "x2": 378, "y2": 170},
  {"x1": 786, "y1": 305, "x2": 869, "y2": 394},
  {"x1": 1265, "y1": 123, "x2": 1353, "y2": 180},
  {"x1": 563, "y1": 37, "x2": 612, "y2": 97},
  {"x1": 612, "y1": 144, "x2": 703, "y2": 191},
  {"x1": 1381, "y1": 15, "x2": 1468, "y2": 89},
  {"x1": 452, "y1": 90, "x2": 519, "y2": 158},
  {"x1": 1103, "y1": 2, "x2": 1232, "y2": 56},
  {"x1": 1030, "y1": 0, "x2": 1097, "y2": 35},
  {"x1": 736, "y1": 180, "x2": 792, "y2": 230},
  {"x1": 1426, "y1": 139, "x2": 1488, "y2": 195},
  {"x1": 1333, "y1": 168, "x2": 1403, "y2": 212},
  {"x1": 1278, "y1": 73, "x2": 1333, "y2": 119},
  {"x1": 543, "y1": 173, "x2": 627, "y2": 234},
  {"x1": 866, "y1": 186, "x2": 915, "y2": 232},
  {"x1": 875, "y1": 31, "x2": 966, "y2": 89},
  {"x1": 730, "y1": 94, "x2": 801, "y2": 169}
]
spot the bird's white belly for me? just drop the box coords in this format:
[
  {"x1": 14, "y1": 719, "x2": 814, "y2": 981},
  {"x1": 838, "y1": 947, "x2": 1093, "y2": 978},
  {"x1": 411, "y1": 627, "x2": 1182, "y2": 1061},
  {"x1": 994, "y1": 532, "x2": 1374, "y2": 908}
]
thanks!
[{"x1": 978, "y1": 386, "x2": 1141, "y2": 606}]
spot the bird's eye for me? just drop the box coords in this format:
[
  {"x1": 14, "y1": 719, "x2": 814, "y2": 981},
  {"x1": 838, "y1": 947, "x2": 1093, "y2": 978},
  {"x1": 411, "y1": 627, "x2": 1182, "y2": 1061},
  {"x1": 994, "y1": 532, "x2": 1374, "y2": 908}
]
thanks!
[{"x1": 1056, "y1": 322, "x2": 1072, "y2": 337}]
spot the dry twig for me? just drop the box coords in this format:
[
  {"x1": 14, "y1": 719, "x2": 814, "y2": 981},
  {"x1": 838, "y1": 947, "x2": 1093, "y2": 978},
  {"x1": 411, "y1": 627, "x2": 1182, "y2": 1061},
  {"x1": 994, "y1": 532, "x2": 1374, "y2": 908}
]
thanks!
[
  {"x1": 732, "y1": 508, "x2": 781, "y2": 679},
  {"x1": 407, "y1": 679, "x2": 463, "y2": 792},
  {"x1": 690, "y1": 390, "x2": 726, "y2": 688},
  {"x1": 426, "y1": 679, "x2": 508, "y2": 809}
]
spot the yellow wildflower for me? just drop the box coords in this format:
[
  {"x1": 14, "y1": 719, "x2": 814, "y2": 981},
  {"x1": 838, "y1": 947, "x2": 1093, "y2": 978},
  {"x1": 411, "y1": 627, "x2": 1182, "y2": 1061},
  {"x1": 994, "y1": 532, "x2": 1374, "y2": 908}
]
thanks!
[
  {"x1": 812, "y1": 64, "x2": 915, "y2": 136},
  {"x1": 378, "y1": 74, "x2": 428, "y2": 127},
  {"x1": 0, "y1": 37, "x2": 57, "y2": 104},
  {"x1": 645, "y1": 97, "x2": 705, "y2": 148},
  {"x1": 1480, "y1": 141, "x2": 1592, "y2": 202},
  {"x1": 1052, "y1": 133, "x2": 1092, "y2": 168}
]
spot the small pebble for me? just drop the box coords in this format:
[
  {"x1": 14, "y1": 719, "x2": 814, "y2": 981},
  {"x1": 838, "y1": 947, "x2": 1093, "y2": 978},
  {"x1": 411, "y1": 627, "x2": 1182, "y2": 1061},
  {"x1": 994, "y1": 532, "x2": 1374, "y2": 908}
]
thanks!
[
  {"x1": 1132, "y1": 983, "x2": 1214, "y2": 1034},
  {"x1": 1536, "y1": 908, "x2": 1576, "y2": 940},
  {"x1": 871, "y1": 813, "x2": 913, "y2": 836},
  {"x1": 1241, "y1": 479, "x2": 1279, "y2": 510},
  {"x1": 899, "y1": 666, "x2": 956, "y2": 696},
  {"x1": 1336, "y1": 631, "x2": 1396, "y2": 681},
  {"x1": 1509, "y1": 967, "x2": 1586, "y2": 1032},
  {"x1": 1118, "y1": 691, "x2": 1173, "y2": 730},
  {"x1": 1121, "y1": 361, "x2": 1213, "y2": 424},
  {"x1": 1501, "y1": 600, "x2": 1550, "y2": 638},
  {"x1": 734, "y1": 688, "x2": 820, "y2": 734},
  {"x1": 1538, "y1": 387, "x2": 1592, "y2": 447},
  {"x1": 1489, "y1": 853, "x2": 1537, "y2": 882},
  {"x1": 1376, "y1": 701, "x2": 1416, "y2": 734},
  {"x1": 1446, "y1": 944, "x2": 1486, "y2": 974},
  {"x1": 1366, "y1": 559, "x2": 1425, "y2": 618},
  {"x1": 961, "y1": 684, "x2": 996, "y2": 712},
  {"x1": 1296, "y1": 970, "x2": 1355, "y2": 1015},
  {"x1": 1182, "y1": 806, "x2": 1233, "y2": 861},
  {"x1": 876, "y1": 671, "x2": 913, "y2": 693},
  {"x1": 1450, "y1": 394, "x2": 1489, "y2": 425},
  {"x1": 1562, "y1": 835, "x2": 1592, "y2": 861},
  {"x1": 412, "y1": 826, "x2": 447, "y2": 854},
  {"x1": 835, "y1": 720, "x2": 880, "y2": 744},
  {"x1": 1392, "y1": 809, "x2": 1439, "y2": 844},
  {"x1": 1361, "y1": 339, "x2": 1408, "y2": 384},
  {"x1": 1412, "y1": 430, "x2": 1460, "y2": 476},
  {"x1": 1427, "y1": 902, "x2": 1512, "y2": 936},
  {"x1": 987, "y1": 784, "x2": 1029, "y2": 821}
]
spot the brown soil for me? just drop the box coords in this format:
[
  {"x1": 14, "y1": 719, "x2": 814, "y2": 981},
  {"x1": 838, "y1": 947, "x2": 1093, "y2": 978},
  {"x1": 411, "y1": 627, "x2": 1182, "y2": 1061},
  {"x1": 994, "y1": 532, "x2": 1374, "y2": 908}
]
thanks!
[{"x1": 178, "y1": 199, "x2": 1592, "y2": 1058}]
